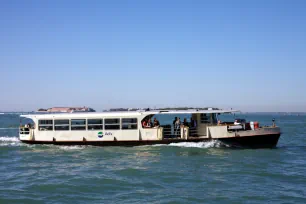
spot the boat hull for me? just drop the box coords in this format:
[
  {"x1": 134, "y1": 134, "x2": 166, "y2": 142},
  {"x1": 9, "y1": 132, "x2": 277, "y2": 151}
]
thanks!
[
  {"x1": 20, "y1": 133, "x2": 281, "y2": 148},
  {"x1": 218, "y1": 133, "x2": 281, "y2": 148}
]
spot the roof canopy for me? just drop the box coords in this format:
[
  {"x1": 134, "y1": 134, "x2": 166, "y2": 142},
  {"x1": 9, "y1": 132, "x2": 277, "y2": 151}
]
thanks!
[
  {"x1": 20, "y1": 109, "x2": 239, "y2": 119},
  {"x1": 154, "y1": 109, "x2": 239, "y2": 114}
]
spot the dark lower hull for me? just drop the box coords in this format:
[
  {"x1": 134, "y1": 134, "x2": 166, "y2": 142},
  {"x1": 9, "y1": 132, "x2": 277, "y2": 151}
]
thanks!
[
  {"x1": 20, "y1": 134, "x2": 281, "y2": 148},
  {"x1": 218, "y1": 134, "x2": 281, "y2": 148}
]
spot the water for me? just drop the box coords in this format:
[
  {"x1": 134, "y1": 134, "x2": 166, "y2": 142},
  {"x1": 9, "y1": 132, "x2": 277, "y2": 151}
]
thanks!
[{"x1": 1, "y1": 113, "x2": 306, "y2": 203}]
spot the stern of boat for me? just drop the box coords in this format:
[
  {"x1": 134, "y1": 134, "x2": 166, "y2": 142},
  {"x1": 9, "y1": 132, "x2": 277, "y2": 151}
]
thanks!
[
  {"x1": 19, "y1": 125, "x2": 34, "y2": 141},
  {"x1": 207, "y1": 125, "x2": 281, "y2": 148}
]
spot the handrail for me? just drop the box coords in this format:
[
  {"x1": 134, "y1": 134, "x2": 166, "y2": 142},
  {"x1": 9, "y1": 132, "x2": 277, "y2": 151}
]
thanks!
[
  {"x1": 161, "y1": 125, "x2": 199, "y2": 138},
  {"x1": 19, "y1": 126, "x2": 30, "y2": 135}
]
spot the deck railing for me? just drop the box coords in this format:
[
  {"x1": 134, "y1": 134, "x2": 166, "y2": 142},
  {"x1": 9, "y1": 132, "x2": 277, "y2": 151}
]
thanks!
[
  {"x1": 19, "y1": 127, "x2": 30, "y2": 135},
  {"x1": 161, "y1": 125, "x2": 198, "y2": 138}
]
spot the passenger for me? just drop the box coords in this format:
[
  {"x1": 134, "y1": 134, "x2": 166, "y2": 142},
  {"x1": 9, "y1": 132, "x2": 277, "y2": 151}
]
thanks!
[
  {"x1": 174, "y1": 117, "x2": 181, "y2": 136},
  {"x1": 217, "y1": 120, "x2": 222, "y2": 125},
  {"x1": 173, "y1": 117, "x2": 177, "y2": 127},
  {"x1": 183, "y1": 118, "x2": 189, "y2": 127},
  {"x1": 153, "y1": 118, "x2": 160, "y2": 127},
  {"x1": 171, "y1": 117, "x2": 177, "y2": 136},
  {"x1": 146, "y1": 118, "x2": 152, "y2": 128},
  {"x1": 190, "y1": 117, "x2": 194, "y2": 128},
  {"x1": 142, "y1": 119, "x2": 147, "y2": 128},
  {"x1": 190, "y1": 117, "x2": 197, "y2": 128},
  {"x1": 234, "y1": 119, "x2": 241, "y2": 125}
]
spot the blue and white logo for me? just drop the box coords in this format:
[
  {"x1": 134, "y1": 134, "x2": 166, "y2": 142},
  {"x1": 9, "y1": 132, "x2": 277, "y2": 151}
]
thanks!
[{"x1": 98, "y1": 132, "x2": 103, "y2": 138}]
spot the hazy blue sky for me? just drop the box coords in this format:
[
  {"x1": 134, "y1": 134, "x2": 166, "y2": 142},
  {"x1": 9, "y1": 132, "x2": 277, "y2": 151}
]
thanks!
[{"x1": 0, "y1": 0, "x2": 305, "y2": 112}]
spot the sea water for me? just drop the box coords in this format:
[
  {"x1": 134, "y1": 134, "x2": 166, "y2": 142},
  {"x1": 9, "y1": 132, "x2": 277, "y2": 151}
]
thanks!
[{"x1": 0, "y1": 113, "x2": 306, "y2": 203}]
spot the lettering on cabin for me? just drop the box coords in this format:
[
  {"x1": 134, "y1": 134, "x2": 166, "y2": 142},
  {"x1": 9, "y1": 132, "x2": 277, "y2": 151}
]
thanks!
[{"x1": 105, "y1": 132, "x2": 112, "y2": 136}]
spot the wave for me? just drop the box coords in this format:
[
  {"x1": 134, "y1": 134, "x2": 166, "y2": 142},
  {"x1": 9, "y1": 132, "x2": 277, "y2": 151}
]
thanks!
[
  {"x1": 58, "y1": 145, "x2": 86, "y2": 150},
  {"x1": 0, "y1": 136, "x2": 86, "y2": 150},
  {"x1": 0, "y1": 128, "x2": 19, "y2": 130},
  {"x1": 0, "y1": 136, "x2": 228, "y2": 149},
  {"x1": 169, "y1": 141, "x2": 228, "y2": 148},
  {"x1": 0, "y1": 136, "x2": 19, "y2": 142},
  {"x1": 0, "y1": 136, "x2": 23, "y2": 146},
  {"x1": 152, "y1": 140, "x2": 229, "y2": 148}
]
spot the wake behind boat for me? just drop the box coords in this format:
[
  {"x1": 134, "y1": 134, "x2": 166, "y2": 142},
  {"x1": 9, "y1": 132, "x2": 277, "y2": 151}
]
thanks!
[{"x1": 19, "y1": 108, "x2": 281, "y2": 148}]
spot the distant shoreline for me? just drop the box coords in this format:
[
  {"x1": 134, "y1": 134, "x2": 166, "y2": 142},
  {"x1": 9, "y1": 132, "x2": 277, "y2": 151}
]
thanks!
[{"x1": 1, "y1": 111, "x2": 306, "y2": 114}]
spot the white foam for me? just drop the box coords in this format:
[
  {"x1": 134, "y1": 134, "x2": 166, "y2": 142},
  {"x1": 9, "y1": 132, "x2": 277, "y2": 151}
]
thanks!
[
  {"x1": 151, "y1": 140, "x2": 228, "y2": 148},
  {"x1": 0, "y1": 136, "x2": 24, "y2": 146},
  {"x1": 0, "y1": 128, "x2": 19, "y2": 129},
  {"x1": 0, "y1": 136, "x2": 19, "y2": 142},
  {"x1": 168, "y1": 141, "x2": 227, "y2": 148},
  {"x1": 0, "y1": 136, "x2": 86, "y2": 149},
  {"x1": 58, "y1": 145, "x2": 85, "y2": 150}
]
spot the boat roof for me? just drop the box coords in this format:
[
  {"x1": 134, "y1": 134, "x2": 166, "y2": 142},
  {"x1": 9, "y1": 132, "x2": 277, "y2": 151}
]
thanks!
[{"x1": 20, "y1": 109, "x2": 239, "y2": 119}]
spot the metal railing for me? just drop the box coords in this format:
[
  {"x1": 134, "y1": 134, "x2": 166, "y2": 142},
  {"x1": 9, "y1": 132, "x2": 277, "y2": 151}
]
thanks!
[
  {"x1": 189, "y1": 127, "x2": 198, "y2": 137},
  {"x1": 19, "y1": 127, "x2": 30, "y2": 135},
  {"x1": 161, "y1": 125, "x2": 198, "y2": 138}
]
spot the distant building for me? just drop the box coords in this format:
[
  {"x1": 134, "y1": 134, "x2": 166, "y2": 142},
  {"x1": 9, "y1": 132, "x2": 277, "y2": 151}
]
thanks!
[
  {"x1": 37, "y1": 108, "x2": 48, "y2": 112},
  {"x1": 109, "y1": 108, "x2": 129, "y2": 112},
  {"x1": 36, "y1": 107, "x2": 95, "y2": 113}
]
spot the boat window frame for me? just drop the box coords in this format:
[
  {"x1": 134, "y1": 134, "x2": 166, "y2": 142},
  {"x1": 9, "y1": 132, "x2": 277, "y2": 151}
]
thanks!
[
  {"x1": 200, "y1": 113, "x2": 218, "y2": 124},
  {"x1": 71, "y1": 119, "x2": 86, "y2": 131},
  {"x1": 38, "y1": 119, "x2": 53, "y2": 131},
  {"x1": 87, "y1": 119, "x2": 103, "y2": 130},
  {"x1": 211, "y1": 113, "x2": 218, "y2": 124},
  {"x1": 121, "y1": 118, "x2": 138, "y2": 130},
  {"x1": 54, "y1": 119, "x2": 70, "y2": 131},
  {"x1": 200, "y1": 113, "x2": 211, "y2": 124},
  {"x1": 104, "y1": 118, "x2": 120, "y2": 130}
]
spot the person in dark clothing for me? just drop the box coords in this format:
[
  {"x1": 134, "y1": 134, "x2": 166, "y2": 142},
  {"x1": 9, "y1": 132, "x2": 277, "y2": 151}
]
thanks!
[
  {"x1": 146, "y1": 118, "x2": 152, "y2": 128},
  {"x1": 172, "y1": 117, "x2": 178, "y2": 137},
  {"x1": 190, "y1": 117, "x2": 195, "y2": 128},
  {"x1": 153, "y1": 118, "x2": 160, "y2": 127},
  {"x1": 183, "y1": 118, "x2": 189, "y2": 127},
  {"x1": 173, "y1": 117, "x2": 177, "y2": 126}
]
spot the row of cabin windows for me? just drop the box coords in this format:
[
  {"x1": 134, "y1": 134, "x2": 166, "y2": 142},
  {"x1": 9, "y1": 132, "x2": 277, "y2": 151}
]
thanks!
[{"x1": 38, "y1": 118, "x2": 137, "y2": 131}]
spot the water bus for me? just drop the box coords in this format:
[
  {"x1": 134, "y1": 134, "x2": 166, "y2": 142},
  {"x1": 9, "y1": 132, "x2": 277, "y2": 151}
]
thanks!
[{"x1": 19, "y1": 108, "x2": 281, "y2": 148}]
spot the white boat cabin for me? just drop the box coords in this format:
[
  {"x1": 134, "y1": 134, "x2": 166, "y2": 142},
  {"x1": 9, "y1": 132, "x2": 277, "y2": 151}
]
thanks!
[{"x1": 19, "y1": 109, "x2": 238, "y2": 142}]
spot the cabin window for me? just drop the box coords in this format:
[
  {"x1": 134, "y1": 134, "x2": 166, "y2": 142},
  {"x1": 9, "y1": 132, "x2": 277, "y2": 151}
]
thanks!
[
  {"x1": 105, "y1": 118, "x2": 120, "y2": 130},
  {"x1": 71, "y1": 119, "x2": 86, "y2": 130},
  {"x1": 88, "y1": 119, "x2": 103, "y2": 130},
  {"x1": 54, "y1": 119, "x2": 70, "y2": 131},
  {"x1": 38, "y1": 120, "x2": 53, "y2": 131},
  {"x1": 200, "y1": 114, "x2": 217, "y2": 124},
  {"x1": 122, "y1": 118, "x2": 138, "y2": 130},
  {"x1": 212, "y1": 114, "x2": 218, "y2": 124},
  {"x1": 200, "y1": 114, "x2": 209, "y2": 123}
]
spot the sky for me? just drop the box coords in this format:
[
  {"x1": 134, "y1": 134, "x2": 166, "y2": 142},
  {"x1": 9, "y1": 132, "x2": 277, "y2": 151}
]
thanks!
[{"x1": 0, "y1": 0, "x2": 305, "y2": 112}]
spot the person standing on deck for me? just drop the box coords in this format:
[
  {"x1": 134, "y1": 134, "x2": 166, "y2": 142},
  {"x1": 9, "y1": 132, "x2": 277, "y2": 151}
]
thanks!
[
  {"x1": 172, "y1": 117, "x2": 177, "y2": 136},
  {"x1": 153, "y1": 118, "x2": 160, "y2": 127},
  {"x1": 190, "y1": 117, "x2": 194, "y2": 128},
  {"x1": 183, "y1": 118, "x2": 189, "y2": 127},
  {"x1": 173, "y1": 117, "x2": 177, "y2": 127},
  {"x1": 189, "y1": 117, "x2": 197, "y2": 136},
  {"x1": 174, "y1": 117, "x2": 181, "y2": 137}
]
